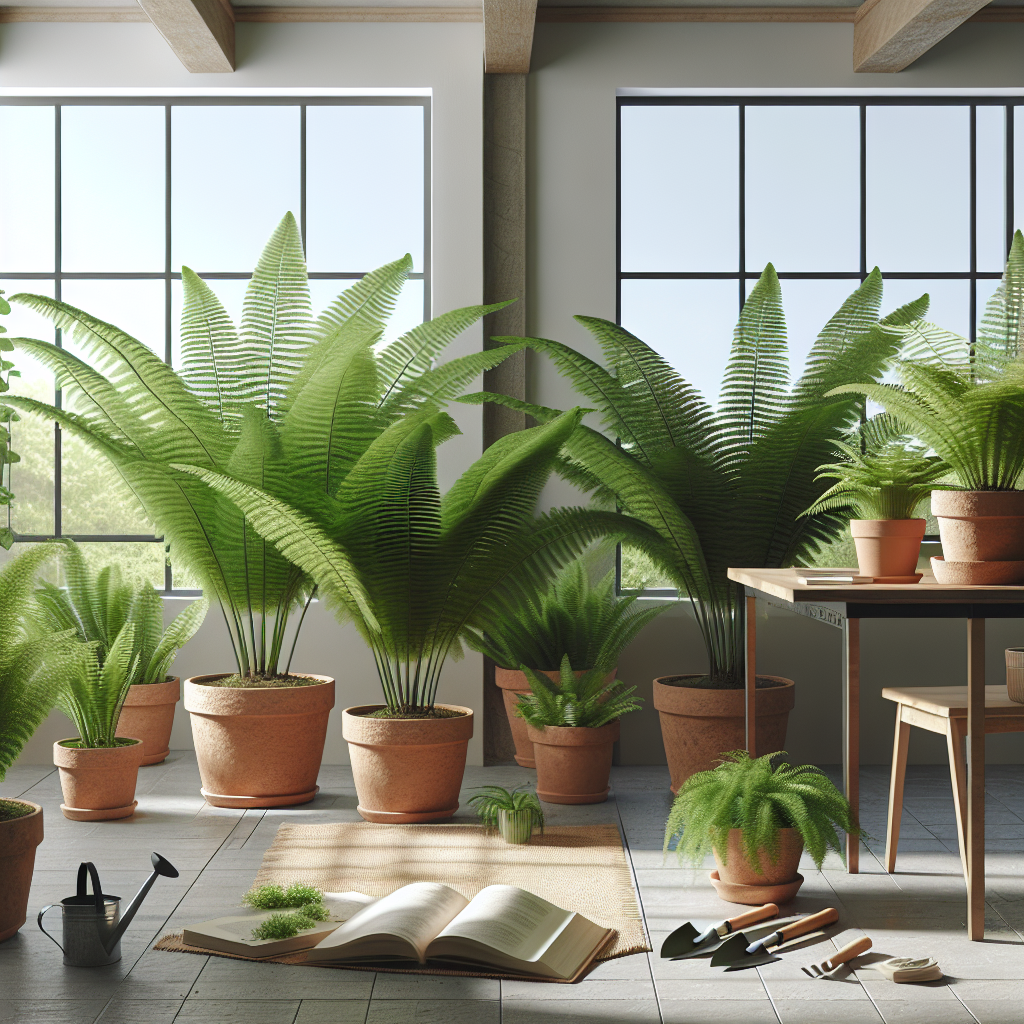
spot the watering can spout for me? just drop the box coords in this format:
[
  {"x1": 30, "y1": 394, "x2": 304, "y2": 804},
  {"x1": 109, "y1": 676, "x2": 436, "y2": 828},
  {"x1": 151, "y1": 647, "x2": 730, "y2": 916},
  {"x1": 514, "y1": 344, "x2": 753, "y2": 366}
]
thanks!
[{"x1": 103, "y1": 852, "x2": 178, "y2": 953}]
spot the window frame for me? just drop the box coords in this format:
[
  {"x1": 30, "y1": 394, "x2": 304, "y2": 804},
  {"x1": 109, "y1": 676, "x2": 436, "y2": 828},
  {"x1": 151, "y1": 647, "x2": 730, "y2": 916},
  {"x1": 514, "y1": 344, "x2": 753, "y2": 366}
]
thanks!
[{"x1": 0, "y1": 95, "x2": 431, "y2": 593}]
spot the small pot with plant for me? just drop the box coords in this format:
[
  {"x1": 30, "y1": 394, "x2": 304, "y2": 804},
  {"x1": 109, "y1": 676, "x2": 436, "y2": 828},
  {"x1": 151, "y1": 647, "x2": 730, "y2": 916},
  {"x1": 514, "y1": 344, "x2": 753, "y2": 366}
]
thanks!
[
  {"x1": 469, "y1": 556, "x2": 665, "y2": 768},
  {"x1": 468, "y1": 785, "x2": 545, "y2": 844},
  {"x1": 33, "y1": 541, "x2": 208, "y2": 766},
  {"x1": 516, "y1": 656, "x2": 643, "y2": 804},
  {"x1": 664, "y1": 750, "x2": 864, "y2": 905},
  {"x1": 802, "y1": 443, "x2": 947, "y2": 582},
  {"x1": 0, "y1": 545, "x2": 67, "y2": 942}
]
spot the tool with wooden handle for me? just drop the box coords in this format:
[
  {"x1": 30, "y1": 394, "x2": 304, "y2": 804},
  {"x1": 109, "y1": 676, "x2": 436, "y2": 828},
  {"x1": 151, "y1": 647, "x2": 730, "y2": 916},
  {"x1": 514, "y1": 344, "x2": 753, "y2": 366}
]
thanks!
[
  {"x1": 661, "y1": 904, "x2": 780, "y2": 959},
  {"x1": 801, "y1": 936, "x2": 872, "y2": 978},
  {"x1": 711, "y1": 908, "x2": 840, "y2": 970}
]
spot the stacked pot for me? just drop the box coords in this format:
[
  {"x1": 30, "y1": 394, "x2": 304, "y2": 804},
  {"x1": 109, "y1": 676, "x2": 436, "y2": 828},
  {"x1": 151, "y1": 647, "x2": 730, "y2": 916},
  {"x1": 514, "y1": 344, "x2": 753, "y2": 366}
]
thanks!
[{"x1": 931, "y1": 491, "x2": 1024, "y2": 585}]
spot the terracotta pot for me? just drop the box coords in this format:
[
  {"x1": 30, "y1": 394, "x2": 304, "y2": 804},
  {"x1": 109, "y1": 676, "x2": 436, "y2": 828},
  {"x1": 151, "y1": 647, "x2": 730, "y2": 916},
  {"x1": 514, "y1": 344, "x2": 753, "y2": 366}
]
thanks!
[
  {"x1": 116, "y1": 676, "x2": 179, "y2": 766},
  {"x1": 0, "y1": 801, "x2": 43, "y2": 942},
  {"x1": 851, "y1": 519, "x2": 925, "y2": 579},
  {"x1": 494, "y1": 667, "x2": 616, "y2": 769},
  {"x1": 930, "y1": 556, "x2": 1024, "y2": 586},
  {"x1": 710, "y1": 827, "x2": 806, "y2": 906},
  {"x1": 342, "y1": 704, "x2": 473, "y2": 823},
  {"x1": 526, "y1": 720, "x2": 620, "y2": 804},
  {"x1": 932, "y1": 490, "x2": 1024, "y2": 562},
  {"x1": 184, "y1": 674, "x2": 334, "y2": 808},
  {"x1": 1007, "y1": 648, "x2": 1024, "y2": 704},
  {"x1": 53, "y1": 739, "x2": 144, "y2": 821},
  {"x1": 653, "y1": 676, "x2": 796, "y2": 794}
]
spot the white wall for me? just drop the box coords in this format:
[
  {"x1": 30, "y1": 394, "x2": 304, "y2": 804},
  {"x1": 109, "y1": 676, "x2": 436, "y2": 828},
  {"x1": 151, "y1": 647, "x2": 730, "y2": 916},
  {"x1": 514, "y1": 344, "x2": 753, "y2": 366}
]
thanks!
[
  {"x1": 2, "y1": 22, "x2": 488, "y2": 765},
  {"x1": 527, "y1": 22, "x2": 1024, "y2": 765}
]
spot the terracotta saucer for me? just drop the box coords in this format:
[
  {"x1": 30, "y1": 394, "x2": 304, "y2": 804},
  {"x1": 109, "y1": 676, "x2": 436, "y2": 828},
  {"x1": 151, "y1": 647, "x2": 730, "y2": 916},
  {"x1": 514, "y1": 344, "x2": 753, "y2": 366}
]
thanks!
[
  {"x1": 709, "y1": 869, "x2": 804, "y2": 906},
  {"x1": 60, "y1": 801, "x2": 137, "y2": 821}
]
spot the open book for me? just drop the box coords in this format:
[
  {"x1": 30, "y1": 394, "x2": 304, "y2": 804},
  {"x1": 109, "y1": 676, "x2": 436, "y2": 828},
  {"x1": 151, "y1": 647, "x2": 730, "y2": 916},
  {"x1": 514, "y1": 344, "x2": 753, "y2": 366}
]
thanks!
[{"x1": 307, "y1": 882, "x2": 613, "y2": 980}]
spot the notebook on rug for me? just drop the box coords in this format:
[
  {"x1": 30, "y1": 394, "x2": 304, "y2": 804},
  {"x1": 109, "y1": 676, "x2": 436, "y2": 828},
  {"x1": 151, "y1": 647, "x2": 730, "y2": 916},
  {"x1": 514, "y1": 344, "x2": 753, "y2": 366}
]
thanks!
[{"x1": 307, "y1": 881, "x2": 612, "y2": 980}]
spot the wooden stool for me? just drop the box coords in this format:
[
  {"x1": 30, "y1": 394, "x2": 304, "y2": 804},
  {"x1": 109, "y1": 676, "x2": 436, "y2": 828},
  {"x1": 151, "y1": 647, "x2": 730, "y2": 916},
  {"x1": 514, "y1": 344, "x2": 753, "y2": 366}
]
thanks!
[{"x1": 882, "y1": 685, "x2": 1024, "y2": 880}]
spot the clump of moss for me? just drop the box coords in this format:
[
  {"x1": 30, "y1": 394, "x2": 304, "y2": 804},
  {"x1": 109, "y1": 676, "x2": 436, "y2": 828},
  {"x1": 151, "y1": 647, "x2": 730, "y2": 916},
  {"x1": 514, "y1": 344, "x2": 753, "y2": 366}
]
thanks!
[
  {"x1": 0, "y1": 798, "x2": 37, "y2": 823},
  {"x1": 200, "y1": 674, "x2": 324, "y2": 689},
  {"x1": 365, "y1": 706, "x2": 466, "y2": 720},
  {"x1": 243, "y1": 882, "x2": 325, "y2": 910},
  {"x1": 250, "y1": 902, "x2": 330, "y2": 941}
]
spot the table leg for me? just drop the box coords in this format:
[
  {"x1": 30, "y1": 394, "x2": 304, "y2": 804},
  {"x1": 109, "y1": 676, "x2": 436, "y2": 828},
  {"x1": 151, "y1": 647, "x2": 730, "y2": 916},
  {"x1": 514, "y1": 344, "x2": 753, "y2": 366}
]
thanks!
[
  {"x1": 843, "y1": 617, "x2": 860, "y2": 873},
  {"x1": 967, "y1": 618, "x2": 985, "y2": 940},
  {"x1": 745, "y1": 594, "x2": 757, "y2": 758}
]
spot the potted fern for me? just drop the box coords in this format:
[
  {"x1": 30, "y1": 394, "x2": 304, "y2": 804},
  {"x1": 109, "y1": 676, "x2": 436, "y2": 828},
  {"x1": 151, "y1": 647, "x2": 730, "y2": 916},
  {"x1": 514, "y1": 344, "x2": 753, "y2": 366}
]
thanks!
[
  {"x1": 467, "y1": 556, "x2": 666, "y2": 767},
  {"x1": 0, "y1": 545, "x2": 67, "y2": 942},
  {"x1": 468, "y1": 265, "x2": 924, "y2": 791},
  {"x1": 32, "y1": 540, "x2": 208, "y2": 766},
  {"x1": 468, "y1": 785, "x2": 545, "y2": 844},
  {"x1": 802, "y1": 443, "x2": 947, "y2": 582},
  {"x1": 664, "y1": 751, "x2": 863, "y2": 905},
  {"x1": 515, "y1": 656, "x2": 643, "y2": 804},
  {"x1": 179, "y1": 408, "x2": 648, "y2": 822},
  {"x1": 7, "y1": 213, "x2": 518, "y2": 807}
]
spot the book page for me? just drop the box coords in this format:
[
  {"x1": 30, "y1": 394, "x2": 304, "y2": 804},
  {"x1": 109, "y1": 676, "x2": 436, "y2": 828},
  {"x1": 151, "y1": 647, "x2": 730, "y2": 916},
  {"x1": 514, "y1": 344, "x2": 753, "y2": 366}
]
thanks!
[{"x1": 309, "y1": 882, "x2": 468, "y2": 964}]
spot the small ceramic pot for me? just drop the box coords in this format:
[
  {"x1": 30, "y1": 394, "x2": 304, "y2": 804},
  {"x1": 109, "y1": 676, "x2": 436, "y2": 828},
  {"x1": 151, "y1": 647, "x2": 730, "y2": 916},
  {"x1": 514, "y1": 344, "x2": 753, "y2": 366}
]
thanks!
[
  {"x1": 342, "y1": 704, "x2": 474, "y2": 823},
  {"x1": 498, "y1": 808, "x2": 536, "y2": 844},
  {"x1": 851, "y1": 519, "x2": 925, "y2": 579},
  {"x1": 710, "y1": 827, "x2": 805, "y2": 905},
  {"x1": 0, "y1": 801, "x2": 43, "y2": 942},
  {"x1": 526, "y1": 720, "x2": 619, "y2": 804},
  {"x1": 1006, "y1": 648, "x2": 1024, "y2": 704},
  {"x1": 932, "y1": 490, "x2": 1024, "y2": 562},
  {"x1": 185, "y1": 674, "x2": 334, "y2": 808},
  {"x1": 116, "y1": 676, "x2": 180, "y2": 765},
  {"x1": 53, "y1": 739, "x2": 144, "y2": 821}
]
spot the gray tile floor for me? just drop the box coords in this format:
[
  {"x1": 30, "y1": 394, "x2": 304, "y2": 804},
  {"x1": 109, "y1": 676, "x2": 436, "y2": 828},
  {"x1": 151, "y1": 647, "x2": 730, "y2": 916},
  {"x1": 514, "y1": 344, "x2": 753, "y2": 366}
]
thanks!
[{"x1": 1, "y1": 755, "x2": 1022, "y2": 1024}]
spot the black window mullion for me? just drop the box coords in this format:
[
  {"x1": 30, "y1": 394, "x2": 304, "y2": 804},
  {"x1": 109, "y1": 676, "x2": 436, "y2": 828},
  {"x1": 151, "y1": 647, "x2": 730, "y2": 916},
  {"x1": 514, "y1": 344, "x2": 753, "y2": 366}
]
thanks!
[
  {"x1": 970, "y1": 105, "x2": 978, "y2": 360},
  {"x1": 165, "y1": 101, "x2": 173, "y2": 593},
  {"x1": 860, "y1": 104, "x2": 867, "y2": 279},
  {"x1": 1007, "y1": 104, "x2": 1015, "y2": 261},
  {"x1": 54, "y1": 104, "x2": 62, "y2": 541},
  {"x1": 738, "y1": 104, "x2": 746, "y2": 317}
]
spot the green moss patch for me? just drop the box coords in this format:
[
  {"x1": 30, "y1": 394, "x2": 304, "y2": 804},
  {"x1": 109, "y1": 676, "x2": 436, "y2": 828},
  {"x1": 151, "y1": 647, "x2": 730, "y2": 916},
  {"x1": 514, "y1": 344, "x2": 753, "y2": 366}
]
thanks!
[
  {"x1": 198, "y1": 674, "x2": 325, "y2": 689},
  {"x1": 0, "y1": 798, "x2": 36, "y2": 823},
  {"x1": 364, "y1": 706, "x2": 466, "y2": 720}
]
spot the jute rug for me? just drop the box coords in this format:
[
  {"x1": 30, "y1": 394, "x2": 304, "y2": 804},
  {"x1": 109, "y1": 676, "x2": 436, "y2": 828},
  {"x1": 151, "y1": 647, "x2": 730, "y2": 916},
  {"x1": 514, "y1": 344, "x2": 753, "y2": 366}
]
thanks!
[{"x1": 155, "y1": 822, "x2": 649, "y2": 981}]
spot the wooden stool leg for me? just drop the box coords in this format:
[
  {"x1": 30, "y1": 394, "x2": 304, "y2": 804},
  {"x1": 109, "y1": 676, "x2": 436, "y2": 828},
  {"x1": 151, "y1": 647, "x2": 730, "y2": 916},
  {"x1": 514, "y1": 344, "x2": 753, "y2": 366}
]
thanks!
[
  {"x1": 885, "y1": 709, "x2": 910, "y2": 874},
  {"x1": 947, "y1": 717, "x2": 969, "y2": 884}
]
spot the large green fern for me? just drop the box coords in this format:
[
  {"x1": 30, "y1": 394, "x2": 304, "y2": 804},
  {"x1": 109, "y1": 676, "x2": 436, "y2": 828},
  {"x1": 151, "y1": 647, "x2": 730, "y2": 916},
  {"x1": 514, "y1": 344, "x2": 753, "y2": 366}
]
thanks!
[
  {"x1": 6, "y1": 213, "x2": 519, "y2": 679},
  {"x1": 514, "y1": 655, "x2": 643, "y2": 729},
  {"x1": 464, "y1": 265, "x2": 924, "y2": 685}
]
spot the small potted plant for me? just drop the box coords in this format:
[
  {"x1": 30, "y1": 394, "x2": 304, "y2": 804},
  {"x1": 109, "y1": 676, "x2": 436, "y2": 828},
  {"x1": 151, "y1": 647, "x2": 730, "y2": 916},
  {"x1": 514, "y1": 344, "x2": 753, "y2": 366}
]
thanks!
[
  {"x1": 468, "y1": 785, "x2": 545, "y2": 844},
  {"x1": 802, "y1": 442, "x2": 947, "y2": 582},
  {"x1": 32, "y1": 541, "x2": 208, "y2": 766},
  {"x1": 515, "y1": 656, "x2": 643, "y2": 805},
  {"x1": 664, "y1": 750, "x2": 864, "y2": 905},
  {"x1": 0, "y1": 545, "x2": 66, "y2": 942},
  {"x1": 468, "y1": 556, "x2": 665, "y2": 767}
]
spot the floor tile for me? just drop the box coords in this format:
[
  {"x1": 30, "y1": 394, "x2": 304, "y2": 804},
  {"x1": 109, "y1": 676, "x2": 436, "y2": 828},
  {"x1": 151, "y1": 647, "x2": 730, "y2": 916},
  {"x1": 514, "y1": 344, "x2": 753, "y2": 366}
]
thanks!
[
  {"x1": 368, "y1": 976, "x2": 499, "y2": 1000},
  {"x1": 963, "y1": 999, "x2": 1024, "y2": 1023},
  {"x1": 188, "y1": 956, "x2": 374, "y2": 999},
  {"x1": 174, "y1": 1000, "x2": 301, "y2": 1023},
  {"x1": 503, "y1": 1000, "x2": 662, "y2": 1023},
  {"x1": 660, "y1": 999, "x2": 779, "y2": 1023},
  {"x1": 0, "y1": 1001, "x2": 106, "y2": 1024},
  {"x1": 293, "y1": 1001, "x2": 371, "y2": 1023},
  {"x1": 364, "y1": 999, "x2": 500, "y2": 1023},
  {"x1": 870, "y1": 1001, "x2": 975, "y2": 1023},
  {"x1": 94, "y1": 1000, "x2": 184, "y2": 1024},
  {"x1": 774, "y1": 1003, "x2": 881, "y2": 1024}
]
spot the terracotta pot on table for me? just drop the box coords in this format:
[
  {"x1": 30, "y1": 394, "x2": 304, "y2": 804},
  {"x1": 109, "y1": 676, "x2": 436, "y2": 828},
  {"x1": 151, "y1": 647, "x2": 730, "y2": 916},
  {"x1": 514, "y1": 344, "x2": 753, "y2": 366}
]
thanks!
[
  {"x1": 654, "y1": 676, "x2": 796, "y2": 794},
  {"x1": 851, "y1": 518, "x2": 926, "y2": 580},
  {"x1": 710, "y1": 827, "x2": 805, "y2": 905},
  {"x1": 342, "y1": 704, "x2": 473, "y2": 823},
  {"x1": 526, "y1": 719, "x2": 619, "y2": 804},
  {"x1": 931, "y1": 490, "x2": 1024, "y2": 585},
  {"x1": 0, "y1": 801, "x2": 44, "y2": 942},
  {"x1": 53, "y1": 739, "x2": 144, "y2": 821},
  {"x1": 185, "y1": 674, "x2": 334, "y2": 808},
  {"x1": 116, "y1": 676, "x2": 180, "y2": 765}
]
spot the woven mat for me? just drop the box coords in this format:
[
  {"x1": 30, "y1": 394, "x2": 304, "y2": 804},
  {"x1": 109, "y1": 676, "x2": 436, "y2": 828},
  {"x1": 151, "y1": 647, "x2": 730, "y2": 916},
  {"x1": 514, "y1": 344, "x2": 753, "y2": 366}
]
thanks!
[{"x1": 155, "y1": 822, "x2": 649, "y2": 979}]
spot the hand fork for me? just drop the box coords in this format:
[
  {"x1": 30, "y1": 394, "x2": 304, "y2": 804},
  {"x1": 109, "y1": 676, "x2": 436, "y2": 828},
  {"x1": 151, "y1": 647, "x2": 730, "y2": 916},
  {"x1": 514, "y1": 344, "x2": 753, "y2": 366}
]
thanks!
[{"x1": 801, "y1": 936, "x2": 872, "y2": 978}]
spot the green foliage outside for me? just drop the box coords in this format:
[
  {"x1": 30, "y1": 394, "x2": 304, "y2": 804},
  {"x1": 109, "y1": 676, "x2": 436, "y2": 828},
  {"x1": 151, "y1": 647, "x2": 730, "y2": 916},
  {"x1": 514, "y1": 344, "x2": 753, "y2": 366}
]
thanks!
[
  {"x1": 0, "y1": 288, "x2": 19, "y2": 550},
  {"x1": 243, "y1": 883, "x2": 325, "y2": 910},
  {"x1": 515, "y1": 655, "x2": 643, "y2": 729},
  {"x1": 664, "y1": 750, "x2": 865, "y2": 872},
  {"x1": 468, "y1": 785, "x2": 545, "y2": 832}
]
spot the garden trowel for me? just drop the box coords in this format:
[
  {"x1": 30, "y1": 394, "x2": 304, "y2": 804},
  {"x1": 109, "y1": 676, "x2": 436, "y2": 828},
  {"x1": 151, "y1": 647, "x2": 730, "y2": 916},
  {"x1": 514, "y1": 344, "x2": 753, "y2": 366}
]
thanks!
[
  {"x1": 661, "y1": 903, "x2": 780, "y2": 959},
  {"x1": 710, "y1": 907, "x2": 839, "y2": 971}
]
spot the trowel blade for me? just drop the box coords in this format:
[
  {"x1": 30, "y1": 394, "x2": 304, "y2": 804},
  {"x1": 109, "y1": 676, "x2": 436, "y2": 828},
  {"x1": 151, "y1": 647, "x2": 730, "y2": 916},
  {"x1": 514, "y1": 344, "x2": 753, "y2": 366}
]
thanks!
[
  {"x1": 660, "y1": 922, "x2": 702, "y2": 958},
  {"x1": 671, "y1": 917, "x2": 802, "y2": 962},
  {"x1": 712, "y1": 929, "x2": 829, "y2": 970}
]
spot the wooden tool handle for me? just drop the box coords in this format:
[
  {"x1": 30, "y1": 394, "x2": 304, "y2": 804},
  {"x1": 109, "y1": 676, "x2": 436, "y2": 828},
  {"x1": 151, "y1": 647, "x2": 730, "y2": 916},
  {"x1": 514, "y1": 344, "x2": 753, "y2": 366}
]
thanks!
[
  {"x1": 728, "y1": 904, "x2": 779, "y2": 931},
  {"x1": 826, "y1": 936, "x2": 872, "y2": 968},
  {"x1": 779, "y1": 908, "x2": 839, "y2": 941}
]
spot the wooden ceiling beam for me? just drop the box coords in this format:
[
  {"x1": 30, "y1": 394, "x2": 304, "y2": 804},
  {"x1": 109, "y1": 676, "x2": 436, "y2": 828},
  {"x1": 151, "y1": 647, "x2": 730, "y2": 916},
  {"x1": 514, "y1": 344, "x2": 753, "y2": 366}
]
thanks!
[
  {"x1": 854, "y1": 0, "x2": 991, "y2": 73},
  {"x1": 483, "y1": 0, "x2": 539, "y2": 74},
  {"x1": 136, "y1": 0, "x2": 235, "y2": 72}
]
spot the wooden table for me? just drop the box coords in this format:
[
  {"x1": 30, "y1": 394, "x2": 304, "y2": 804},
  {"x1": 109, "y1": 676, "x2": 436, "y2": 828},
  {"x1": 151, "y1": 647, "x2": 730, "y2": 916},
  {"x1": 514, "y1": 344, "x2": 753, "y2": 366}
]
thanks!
[{"x1": 727, "y1": 567, "x2": 1024, "y2": 940}]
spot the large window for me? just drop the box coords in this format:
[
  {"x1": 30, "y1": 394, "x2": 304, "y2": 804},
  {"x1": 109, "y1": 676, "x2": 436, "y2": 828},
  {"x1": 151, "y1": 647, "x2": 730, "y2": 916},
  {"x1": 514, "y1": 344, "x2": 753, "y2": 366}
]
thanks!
[{"x1": 0, "y1": 97, "x2": 429, "y2": 590}]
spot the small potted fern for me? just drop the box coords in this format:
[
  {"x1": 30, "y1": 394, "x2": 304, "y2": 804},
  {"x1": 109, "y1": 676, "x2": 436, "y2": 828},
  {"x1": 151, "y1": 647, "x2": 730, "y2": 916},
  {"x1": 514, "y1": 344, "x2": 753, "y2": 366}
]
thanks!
[
  {"x1": 33, "y1": 541, "x2": 208, "y2": 766},
  {"x1": 468, "y1": 785, "x2": 545, "y2": 844},
  {"x1": 803, "y1": 443, "x2": 947, "y2": 582},
  {"x1": 468, "y1": 557, "x2": 664, "y2": 767},
  {"x1": 516, "y1": 656, "x2": 643, "y2": 805},
  {"x1": 664, "y1": 751, "x2": 863, "y2": 905}
]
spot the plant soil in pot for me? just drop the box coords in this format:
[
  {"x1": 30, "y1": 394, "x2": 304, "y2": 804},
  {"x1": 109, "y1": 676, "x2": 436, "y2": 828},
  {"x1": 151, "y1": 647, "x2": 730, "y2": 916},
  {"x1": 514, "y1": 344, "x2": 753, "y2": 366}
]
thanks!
[
  {"x1": 342, "y1": 704, "x2": 473, "y2": 823},
  {"x1": 653, "y1": 676, "x2": 795, "y2": 794},
  {"x1": 0, "y1": 800, "x2": 44, "y2": 942},
  {"x1": 185, "y1": 674, "x2": 334, "y2": 808},
  {"x1": 116, "y1": 676, "x2": 180, "y2": 766},
  {"x1": 54, "y1": 739, "x2": 144, "y2": 821}
]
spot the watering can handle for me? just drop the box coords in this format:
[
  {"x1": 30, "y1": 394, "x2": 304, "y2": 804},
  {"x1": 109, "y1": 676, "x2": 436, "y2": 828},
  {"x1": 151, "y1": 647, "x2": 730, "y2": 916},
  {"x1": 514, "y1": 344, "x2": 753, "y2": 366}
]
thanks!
[
  {"x1": 76, "y1": 862, "x2": 104, "y2": 913},
  {"x1": 37, "y1": 905, "x2": 65, "y2": 954}
]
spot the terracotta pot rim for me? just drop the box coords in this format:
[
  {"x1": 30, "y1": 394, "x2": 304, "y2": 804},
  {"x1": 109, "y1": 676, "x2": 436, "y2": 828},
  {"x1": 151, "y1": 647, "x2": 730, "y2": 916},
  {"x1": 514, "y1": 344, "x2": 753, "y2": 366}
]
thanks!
[
  {"x1": 653, "y1": 674, "x2": 793, "y2": 689},
  {"x1": 53, "y1": 738, "x2": 144, "y2": 768},
  {"x1": 123, "y1": 676, "x2": 180, "y2": 706},
  {"x1": 184, "y1": 672, "x2": 334, "y2": 690},
  {"x1": 526, "y1": 720, "x2": 620, "y2": 746},
  {"x1": 342, "y1": 704, "x2": 474, "y2": 747},
  {"x1": 0, "y1": 799, "x2": 42, "y2": 823},
  {"x1": 343, "y1": 703, "x2": 473, "y2": 719},
  {"x1": 653, "y1": 676, "x2": 796, "y2": 717},
  {"x1": 932, "y1": 489, "x2": 1024, "y2": 518},
  {"x1": 184, "y1": 675, "x2": 335, "y2": 717},
  {"x1": 850, "y1": 518, "x2": 927, "y2": 536}
]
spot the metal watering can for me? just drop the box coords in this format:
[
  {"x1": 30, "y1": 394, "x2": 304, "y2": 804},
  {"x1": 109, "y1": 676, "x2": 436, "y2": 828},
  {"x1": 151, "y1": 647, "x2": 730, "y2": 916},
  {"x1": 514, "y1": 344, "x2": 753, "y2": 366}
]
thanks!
[{"x1": 38, "y1": 853, "x2": 178, "y2": 966}]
